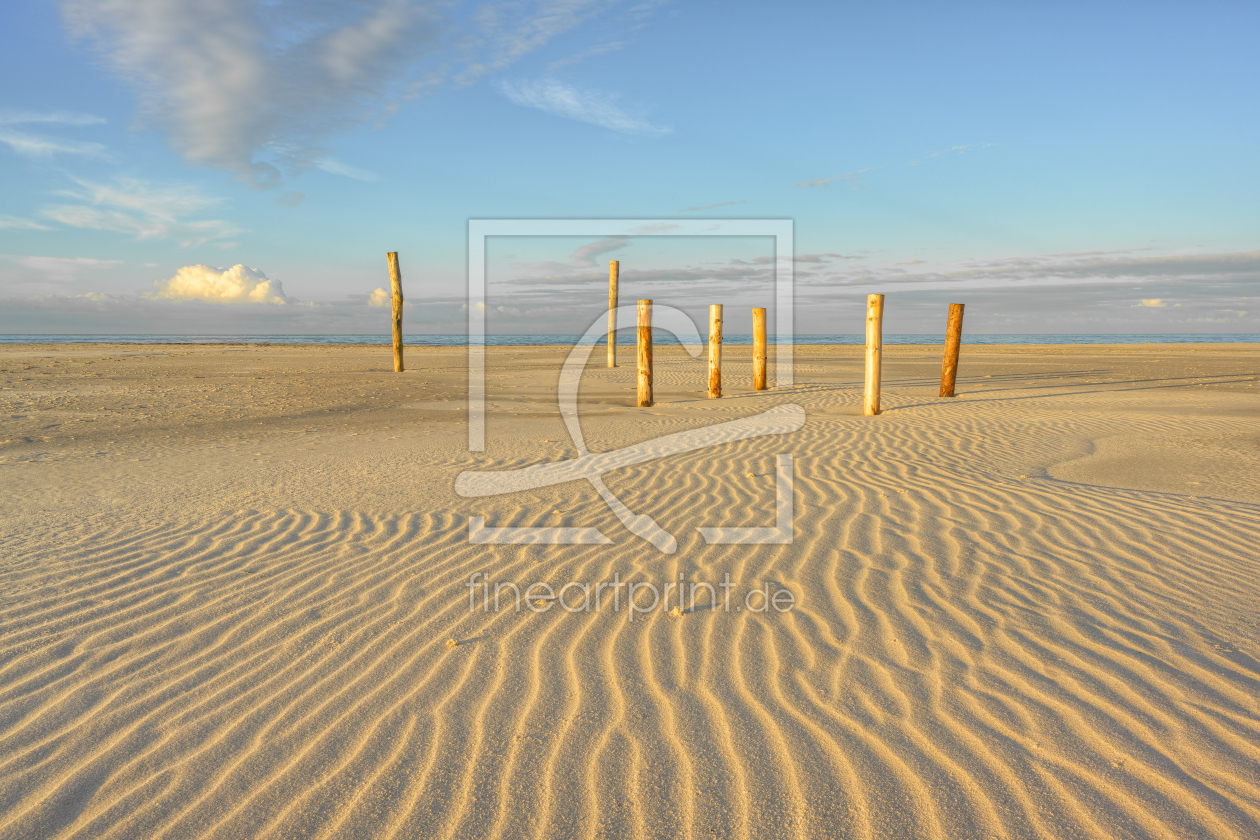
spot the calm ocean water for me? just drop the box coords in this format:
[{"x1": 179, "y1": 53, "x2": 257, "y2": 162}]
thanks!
[{"x1": 1, "y1": 334, "x2": 1258, "y2": 346}]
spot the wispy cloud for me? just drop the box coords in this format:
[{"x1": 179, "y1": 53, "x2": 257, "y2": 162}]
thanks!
[
  {"x1": 570, "y1": 236, "x2": 630, "y2": 264},
  {"x1": 0, "y1": 109, "x2": 110, "y2": 160},
  {"x1": 42, "y1": 178, "x2": 242, "y2": 246},
  {"x1": 680, "y1": 200, "x2": 746, "y2": 212},
  {"x1": 20, "y1": 256, "x2": 122, "y2": 272},
  {"x1": 793, "y1": 167, "x2": 875, "y2": 189},
  {"x1": 0, "y1": 110, "x2": 106, "y2": 127},
  {"x1": 18, "y1": 256, "x2": 123, "y2": 282},
  {"x1": 316, "y1": 159, "x2": 381, "y2": 181},
  {"x1": 792, "y1": 249, "x2": 1260, "y2": 298},
  {"x1": 455, "y1": 1, "x2": 635, "y2": 85},
  {"x1": 497, "y1": 78, "x2": 671, "y2": 136},
  {"x1": 0, "y1": 130, "x2": 108, "y2": 159},
  {"x1": 546, "y1": 41, "x2": 626, "y2": 71},
  {"x1": 909, "y1": 143, "x2": 995, "y2": 166},
  {"x1": 0, "y1": 215, "x2": 52, "y2": 231}
]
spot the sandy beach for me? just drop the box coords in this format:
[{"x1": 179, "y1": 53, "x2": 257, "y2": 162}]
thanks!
[{"x1": 1, "y1": 341, "x2": 1258, "y2": 840}]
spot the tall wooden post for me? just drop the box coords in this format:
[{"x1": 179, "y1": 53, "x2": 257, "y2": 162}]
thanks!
[
  {"x1": 939, "y1": 303, "x2": 965, "y2": 397},
  {"x1": 387, "y1": 252, "x2": 404, "y2": 372},
  {"x1": 752, "y1": 307, "x2": 767, "y2": 391},
  {"x1": 637, "y1": 299, "x2": 653, "y2": 407},
  {"x1": 607, "y1": 260, "x2": 619, "y2": 368},
  {"x1": 863, "y1": 293, "x2": 884, "y2": 416},
  {"x1": 708, "y1": 304, "x2": 723, "y2": 398}
]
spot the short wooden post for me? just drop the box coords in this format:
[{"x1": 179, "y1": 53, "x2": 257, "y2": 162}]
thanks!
[
  {"x1": 387, "y1": 252, "x2": 404, "y2": 372},
  {"x1": 637, "y1": 299, "x2": 653, "y2": 407},
  {"x1": 708, "y1": 304, "x2": 722, "y2": 398},
  {"x1": 607, "y1": 260, "x2": 619, "y2": 368},
  {"x1": 939, "y1": 303, "x2": 965, "y2": 397},
  {"x1": 752, "y1": 307, "x2": 767, "y2": 391},
  {"x1": 863, "y1": 293, "x2": 884, "y2": 416}
]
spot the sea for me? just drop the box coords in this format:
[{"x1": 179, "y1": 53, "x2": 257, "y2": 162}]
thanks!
[{"x1": 1, "y1": 334, "x2": 1258, "y2": 346}]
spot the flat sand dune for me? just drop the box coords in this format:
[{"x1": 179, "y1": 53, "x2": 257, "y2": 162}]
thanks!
[{"x1": 1, "y1": 343, "x2": 1258, "y2": 839}]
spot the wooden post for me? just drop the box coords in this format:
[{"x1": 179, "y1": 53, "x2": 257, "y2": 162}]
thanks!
[
  {"x1": 387, "y1": 252, "x2": 404, "y2": 372},
  {"x1": 752, "y1": 307, "x2": 767, "y2": 391},
  {"x1": 708, "y1": 304, "x2": 722, "y2": 398},
  {"x1": 863, "y1": 293, "x2": 884, "y2": 416},
  {"x1": 637, "y1": 299, "x2": 653, "y2": 407},
  {"x1": 607, "y1": 260, "x2": 619, "y2": 368},
  {"x1": 939, "y1": 303, "x2": 965, "y2": 397}
]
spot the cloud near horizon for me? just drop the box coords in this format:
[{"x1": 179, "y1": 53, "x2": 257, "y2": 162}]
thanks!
[{"x1": 147, "y1": 265, "x2": 288, "y2": 304}]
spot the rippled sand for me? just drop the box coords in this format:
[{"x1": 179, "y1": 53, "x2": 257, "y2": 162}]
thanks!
[{"x1": 2, "y1": 342, "x2": 1258, "y2": 839}]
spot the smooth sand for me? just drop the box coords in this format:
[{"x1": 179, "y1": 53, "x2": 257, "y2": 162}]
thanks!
[{"x1": 1, "y1": 342, "x2": 1258, "y2": 839}]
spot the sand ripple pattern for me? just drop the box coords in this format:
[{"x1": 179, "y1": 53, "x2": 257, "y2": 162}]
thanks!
[{"x1": 3, "y1": 401, "x2": 1260, "y2": 839}]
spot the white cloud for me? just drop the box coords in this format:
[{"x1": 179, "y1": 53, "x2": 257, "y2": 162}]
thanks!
[
  {"x1": 42, "y1": 177, "x2": 241, "y2": 245},
  {"x1": 497, "y1": 79, "x2": 670, "y2": 136},
  {"x1": 1140, "y1": 298, "x2": 1166, "y2": 307},
  {"x1": 61, "y1": 0, "x2": 634, "y2": 186},
  {"x1": 147, "y1": 264, "x2": 288, "y2": 304},
  {"x1": 61, "y1": 0, "x2": 444, "y2": 187},
  {"x1": 368, "y1": 287, "x2": 390, "y2": 306}
]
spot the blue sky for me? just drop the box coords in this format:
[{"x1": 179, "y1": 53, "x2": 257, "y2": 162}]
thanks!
[{"x1": 1, "y1": 0, "x2": 1257, "y2": 334}]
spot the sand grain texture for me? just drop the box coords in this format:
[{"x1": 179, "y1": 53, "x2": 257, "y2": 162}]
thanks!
[{"x1": 1, "y1": 343, "x2": 1258, "y2": 839}]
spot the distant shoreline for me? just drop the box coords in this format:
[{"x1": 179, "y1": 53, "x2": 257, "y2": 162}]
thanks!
[{"x1": 3, "y1": 333, "x2": 1258, "y2": 346}]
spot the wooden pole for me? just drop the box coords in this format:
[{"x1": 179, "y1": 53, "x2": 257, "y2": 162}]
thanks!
[
  {"x1": 607, "y1": 260, "x2": 619, "y2": 368},
  {"x1": 863, "y1": 293, "x2": 884, "y2": 416},
  {"x1": 387, "y1": 251, "x2": 404, "y2": 372},
  {"x1": 708, "y1": 304, "x2": 722, "y2": 398},
  {"x1": 637, "y1": 299, "x2": 653, "y2": 407},
  {"x1": 752, "y1": 307, "x2": 767, "y2": 391},
  {"x1": 939, "y1": 303, "x2": 965, "y2": 397}
]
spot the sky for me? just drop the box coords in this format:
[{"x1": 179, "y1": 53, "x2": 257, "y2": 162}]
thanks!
[{"x1": 1, "y1": 0, "x2": 1258, "y2": 335}]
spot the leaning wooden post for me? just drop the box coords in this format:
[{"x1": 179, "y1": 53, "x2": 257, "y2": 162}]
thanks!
[
  {"x1": 863, "y1": 293, "x2": 884, "y2": 416},
  {"x1": 708, "y1": 304, "x2": 723, "y2": 398},
  {"x1": 939, "y1": 303, "x2": 965, "y2": 397},
  {"x1": 387, "y1": 251, "x2": 404, "y2": 372},
  {"x1": 752, "y1": 307, "x2": 767, "y2": 390},
  {"x1": 637, "y1": 299, "x2": 653, "y2": 407},
  {"x1": 607, "y1": 260, "x2": 619, "y2": 368}
]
